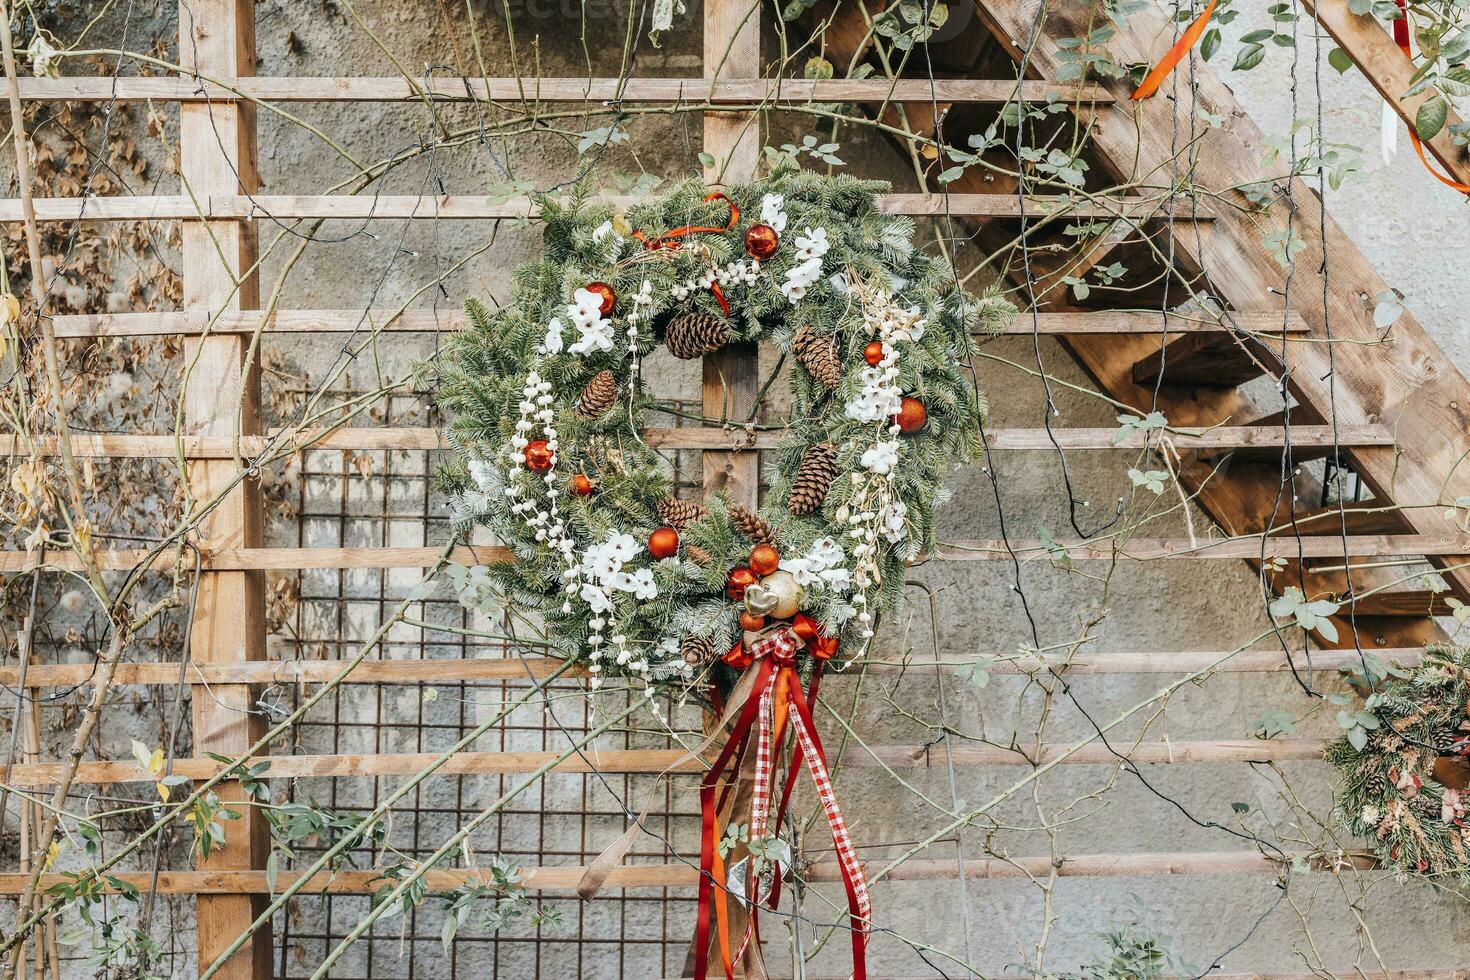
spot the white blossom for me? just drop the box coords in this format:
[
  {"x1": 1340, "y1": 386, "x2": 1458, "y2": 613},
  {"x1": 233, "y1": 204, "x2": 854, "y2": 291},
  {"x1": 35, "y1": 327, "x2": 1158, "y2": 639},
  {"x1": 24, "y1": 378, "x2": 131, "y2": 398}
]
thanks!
[
  {"x1": 579, "y1": 582, "x2": 614, "y2": 614},
  {"x1": 540, "y1": 316, "x2": 566, "y2": 354},
  {"x1": 758, "y1": 193, "x2": 788, "y2": 233},
  {"x1": 861, "y1": 440, "x2": 900, "y2": 475},
  {"x1": 879, "y1": 500, "x2": 908, "y2": 542}
]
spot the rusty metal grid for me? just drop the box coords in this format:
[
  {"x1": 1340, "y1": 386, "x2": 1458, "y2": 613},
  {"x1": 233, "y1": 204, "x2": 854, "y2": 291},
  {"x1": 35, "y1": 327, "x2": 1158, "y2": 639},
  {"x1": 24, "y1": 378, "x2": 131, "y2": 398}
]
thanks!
[{"x1": 263, "y1": 390, "x2": 726, "y2": 978}]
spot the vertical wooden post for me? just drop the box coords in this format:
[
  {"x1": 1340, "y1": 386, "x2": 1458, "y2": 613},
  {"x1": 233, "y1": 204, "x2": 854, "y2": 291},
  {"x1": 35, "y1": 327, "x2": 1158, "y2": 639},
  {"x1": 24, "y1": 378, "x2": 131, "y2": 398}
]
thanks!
[
  {"x1": 699, "y1": 0, "x2": 763, "y2": 975},
  {"x1": 702, "y1": 0, "x2": 762, "y2": 507},
  {"x1": 178, "y1": 3, "x2": 271, "y2": 977}
]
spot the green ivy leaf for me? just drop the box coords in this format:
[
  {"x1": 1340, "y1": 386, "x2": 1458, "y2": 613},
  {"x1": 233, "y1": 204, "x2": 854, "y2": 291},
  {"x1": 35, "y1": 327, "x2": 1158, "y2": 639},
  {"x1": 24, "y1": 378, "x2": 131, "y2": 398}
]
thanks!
[
  {"x1": 1234, "y1": 43, "x2": 1266, "y2": 72},
  {"x1": 1327, "y1": 47, "x2": 1353, "y2": 74},
  {"x1": 1416, "y1": 96, "x2": 1449, "y2": 141}
]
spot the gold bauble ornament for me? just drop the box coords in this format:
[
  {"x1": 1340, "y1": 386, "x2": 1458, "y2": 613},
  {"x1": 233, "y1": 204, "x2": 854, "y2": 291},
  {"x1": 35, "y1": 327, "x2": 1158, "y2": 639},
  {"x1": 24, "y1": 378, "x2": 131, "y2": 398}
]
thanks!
[{"x1": 758, "y1": 569, "x2": 804, "y2": 619}]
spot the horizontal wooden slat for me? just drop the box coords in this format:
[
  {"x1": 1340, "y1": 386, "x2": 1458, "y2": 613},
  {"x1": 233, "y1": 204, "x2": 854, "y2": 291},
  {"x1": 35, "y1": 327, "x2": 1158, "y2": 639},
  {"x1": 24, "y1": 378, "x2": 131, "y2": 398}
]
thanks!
[
  {"x1": 5, "y1": 536, "x2": 1467, "y2": 572},
  {"x1": 1, "y1": 424, "x2": 1393, "y2": 457},
  {"x1": 50, "y1": 308, "x2": 1309, "y2": 339},
  {"x1": 6, "y1": 739, "x2": 1327, "y2": 787},
  {"x1": 0, "y1": 850, "x2": 1371, "y2": 894},
  {"x1": 17, "y1": 76, "x2": 1112, "y2": 105},
  {"x1": 0, "y1": 647, "x2": 1422, "y2": 688},
  {"x1": 0, "y1": 193, "x2": 1211, "y2": 222}
]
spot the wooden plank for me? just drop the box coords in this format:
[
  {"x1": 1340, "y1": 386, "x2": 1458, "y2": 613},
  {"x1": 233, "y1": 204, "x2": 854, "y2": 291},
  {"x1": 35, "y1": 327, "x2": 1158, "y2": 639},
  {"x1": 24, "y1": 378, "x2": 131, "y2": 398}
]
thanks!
[
  {"x1": 176, "y1": 3, "x2": 270, "y2": 974},
  {"x1": 50, "y1": 308, "x2": 1308, "y2": 338},
  {"x1": 15, "y1": 75, "x2": 1113, "y2": 105},
  {"x1": 700, "y1": 0, "x2": 763, "y2": 969},
  {"x1": 0, "y1": 424, "x2": 1396, "y2": 457},
  {"x1": 973, "y1": 0, "x2": 1470, "y2": 621},
  {"x1": 0, "y1": 193, "x2": 1212, "y2": 222},
  {"x1": 1303, "y1": 0, "x2": 1470, "y2": 188},
  {"x1": 0, "y1": 648, "x2": 1419, "y2": 688},
  {"x1": 0, "y1": 647, "x2": 1427, "y2": 688},
  {"x1": 1130, "y1": 331, "x2": 1283, "y2": 388},
  {"x1": 1346, "y1": 590, "x2": 1455, "y2": 617},
  {"x1": 4, "y1": 534, "x2": 1469, "y2": 573},
  {"x1": 0, "y1": 850, "x2": 1371, "y2": 894},
  {"x1": 4, "y1": 739, "x2": 1329, "y2": 787}
]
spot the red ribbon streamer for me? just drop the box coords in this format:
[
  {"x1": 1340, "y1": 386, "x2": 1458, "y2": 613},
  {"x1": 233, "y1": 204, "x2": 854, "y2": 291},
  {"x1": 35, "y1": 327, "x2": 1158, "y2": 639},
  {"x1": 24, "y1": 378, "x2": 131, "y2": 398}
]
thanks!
[
  {"x1": 695, "y1": 628, "x2": 869, "y2": 980},
  {"x1": 1391, "y1": 0, "x2": 1470, "y2": 194},
  {"x1": 632, "y1": 192, "x2": 738, "y2": 317},
  {"x1": 1130, "y1": 0, "x2": 1218, "y2": 101}
]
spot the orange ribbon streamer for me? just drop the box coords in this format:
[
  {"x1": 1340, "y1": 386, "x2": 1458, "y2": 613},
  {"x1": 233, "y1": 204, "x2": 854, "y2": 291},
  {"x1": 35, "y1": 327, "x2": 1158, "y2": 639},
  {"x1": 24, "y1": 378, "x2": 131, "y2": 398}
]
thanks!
[
  {"x1": 1130, "y1": 0, "x2": 1218, "y2": 101},
  {"x1": 1391, "y1": 0, "x2": 1470, "y2": 193},
  {"x1": 632, "y1": 191, "x2": 739, "y2": 315},
  {"x1": 631, "y1": 191, "x2": 741, "y2": 250}
]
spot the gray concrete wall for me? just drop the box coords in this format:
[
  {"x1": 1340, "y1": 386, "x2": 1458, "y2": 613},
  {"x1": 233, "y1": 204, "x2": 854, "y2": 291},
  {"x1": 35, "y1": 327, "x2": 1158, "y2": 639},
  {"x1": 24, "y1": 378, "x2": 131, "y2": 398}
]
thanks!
[{"x1": 20, "y1": 1, "x2": 1470, "y2": 976}]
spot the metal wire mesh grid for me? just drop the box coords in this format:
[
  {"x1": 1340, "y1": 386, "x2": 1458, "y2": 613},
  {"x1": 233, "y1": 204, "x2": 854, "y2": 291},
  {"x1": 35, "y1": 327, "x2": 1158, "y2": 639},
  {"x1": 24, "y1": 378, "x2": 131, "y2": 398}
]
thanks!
[{"x1": 262, "y1": 390, "x2": 733, "y2": 978}]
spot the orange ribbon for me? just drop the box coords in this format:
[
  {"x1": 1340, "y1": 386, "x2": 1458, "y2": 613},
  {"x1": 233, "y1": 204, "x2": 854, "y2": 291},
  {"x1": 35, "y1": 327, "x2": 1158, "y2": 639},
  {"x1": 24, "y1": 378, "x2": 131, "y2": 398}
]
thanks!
[
  {"x1": 631, "y1": 191, "x2": 741, "y2": 250},
  {"x1": 1131, "y1": 0, "x2": 1218, "y2": 101},
  {"x1": 632, "y1": 191, "x2": 740, "y2": 316},
  {"x1": 1391, "y1": 0, "x2": 1470, "y2": 194}
]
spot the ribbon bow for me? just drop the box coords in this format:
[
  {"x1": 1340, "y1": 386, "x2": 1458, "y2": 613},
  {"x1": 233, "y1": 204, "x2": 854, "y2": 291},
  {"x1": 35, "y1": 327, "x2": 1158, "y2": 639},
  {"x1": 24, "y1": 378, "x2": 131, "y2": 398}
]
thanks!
[
  {"x1": 696, "y1": 625, "x2": 870, "y2": 980},
  {"x1": 632, "y1": 191, "x2": 741, "y2": 316}
]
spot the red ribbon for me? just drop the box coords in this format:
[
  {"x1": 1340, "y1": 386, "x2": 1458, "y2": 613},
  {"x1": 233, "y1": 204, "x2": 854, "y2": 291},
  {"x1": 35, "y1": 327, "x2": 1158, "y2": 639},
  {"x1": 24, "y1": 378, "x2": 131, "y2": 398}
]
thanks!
[
  {"x1": 695, "y1": 627, "x2": 868, "y2": 980},
  {"x1": 1130, "y1": 0, "x2": 1218, "y2": 101},
  {"x1": 1391, "y1": 0, "x2": 1470, "y2": 194},
  {"x1": 633, "y1": 192, "x2": 739, "y2": 317}
]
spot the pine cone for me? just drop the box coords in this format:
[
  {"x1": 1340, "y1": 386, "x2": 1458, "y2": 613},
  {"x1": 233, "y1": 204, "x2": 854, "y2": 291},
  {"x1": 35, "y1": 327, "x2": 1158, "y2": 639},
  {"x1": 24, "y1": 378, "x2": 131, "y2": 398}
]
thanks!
[
  {"x1": 665, "y1": 309, "x2": 730, "y2": 359},
  {"x1": 685, "y1": 544, "x2": 713, "y2": 567},
  {"x1": 576, "y1": 370, "x2": 617, "y2": 418},
  {"x1": 788, "y1": 443, "x2": 838, "y2": 516},
  {"x1": 729, "y1": 504, "x2": 776, "y2": 546},
  {"x1": 681, "y1": 634, "x2": 716, "y2": 667},
  {"x1": 656, "y1": 496, "x2": 709, "y2": 529},
  {"x1": 792, "y1": 324, "x2": 841, "y2": 390},
  {"x1": 1359, "y1": 764, "x2": 1389, "y2": 802}
]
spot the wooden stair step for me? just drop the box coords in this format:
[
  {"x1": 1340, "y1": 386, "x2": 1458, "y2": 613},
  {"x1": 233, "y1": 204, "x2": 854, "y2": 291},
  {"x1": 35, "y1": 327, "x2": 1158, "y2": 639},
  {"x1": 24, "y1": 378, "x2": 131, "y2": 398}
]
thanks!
[{"x1": 1131, "y1": 330, "x2": 1288, "y2": 388}]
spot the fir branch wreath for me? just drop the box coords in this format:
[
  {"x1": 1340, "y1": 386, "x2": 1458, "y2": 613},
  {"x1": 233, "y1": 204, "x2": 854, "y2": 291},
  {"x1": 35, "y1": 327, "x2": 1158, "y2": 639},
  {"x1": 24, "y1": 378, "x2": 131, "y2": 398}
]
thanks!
[
  {"x1": 1327, "y1": 644, "x2": 1470, "y2": 879},
  {"x1": 435, "y1": 167, "x2": 1013, "y2": 691}
]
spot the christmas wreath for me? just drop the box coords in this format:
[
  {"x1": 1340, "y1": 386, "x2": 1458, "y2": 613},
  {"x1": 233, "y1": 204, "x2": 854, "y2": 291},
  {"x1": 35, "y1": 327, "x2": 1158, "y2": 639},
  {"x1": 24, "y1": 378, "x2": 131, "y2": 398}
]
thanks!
[
  {"x1": 435, "y1": 167, "x2": 1011, "y2": 690},
  {"x1": 1327, "y1": 644, "x2": 1470, "y2": 879}
]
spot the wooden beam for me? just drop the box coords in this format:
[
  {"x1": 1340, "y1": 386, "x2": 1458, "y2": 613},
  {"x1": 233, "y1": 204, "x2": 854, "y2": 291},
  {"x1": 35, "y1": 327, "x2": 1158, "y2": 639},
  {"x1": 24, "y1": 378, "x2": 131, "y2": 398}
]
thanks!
[
  {"x1": 972, "y1": 0, "x2": 1470, "y2": 621},
  {"x1": 50, "y1": 308, "x2": 1307, "y2": 339},
  {"x1": 7, "y1": 739, "x2": 1329, "y2": 787},
  {"x1": 0, "y1": 193, "x2": 1211, "y2": 222},
  {"x1": 15, "y1": 75, "x2": 1113, "y2": 105},
  {"x1": 176, "y1": 1, "x2": 271, "y2": 975},
  {"x1": 6, "y1": 534, "x2": 1469, "y2": 574},
  {"x1": 0, "y1": 424, "x2": 1395, "y2": 457},
  {"x1": 0, "y1": 647, "x2": 1426, "y2": 689},
  {"x1": 1303, "y1": 0, "x2": 1470, "y2": 188},
  {"x1": 0, "y1": 850, "x2": 1371, "y2": 894},
  {"x1": 1130, "y1": 331, "x2": 1283, "y2": 388}
]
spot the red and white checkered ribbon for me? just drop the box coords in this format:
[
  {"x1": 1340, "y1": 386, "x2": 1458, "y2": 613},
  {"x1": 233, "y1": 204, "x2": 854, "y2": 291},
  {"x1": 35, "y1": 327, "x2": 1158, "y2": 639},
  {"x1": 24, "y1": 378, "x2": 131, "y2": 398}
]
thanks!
[
  {"x1": 730, "y1": 628, "x2": 870, "y2": 971},
  {"x1": 787, "y1": 688, "x2": 871, "y2": 940}
]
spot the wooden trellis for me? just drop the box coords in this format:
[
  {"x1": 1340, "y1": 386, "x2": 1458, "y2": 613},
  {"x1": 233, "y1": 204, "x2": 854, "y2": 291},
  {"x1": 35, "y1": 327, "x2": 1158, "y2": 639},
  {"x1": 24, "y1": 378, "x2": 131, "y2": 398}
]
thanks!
[{"x1": 5, "y1": 0, "x2": 1470, "y2": 976}]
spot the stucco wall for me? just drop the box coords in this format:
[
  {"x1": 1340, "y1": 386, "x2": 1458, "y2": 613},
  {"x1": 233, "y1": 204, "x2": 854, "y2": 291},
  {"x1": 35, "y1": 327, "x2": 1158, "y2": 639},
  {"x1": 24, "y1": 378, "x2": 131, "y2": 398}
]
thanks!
[{"x1": 22, "y1": 0, "x2": 1470, "y2": 975}]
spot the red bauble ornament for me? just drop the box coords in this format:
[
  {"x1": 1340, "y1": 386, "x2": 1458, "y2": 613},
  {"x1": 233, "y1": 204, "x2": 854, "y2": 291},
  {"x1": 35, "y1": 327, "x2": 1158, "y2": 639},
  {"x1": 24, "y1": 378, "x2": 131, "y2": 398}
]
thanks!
[
  {"x1": 744, "y1": 223, "x2": 780, "y2": 260},
  {"x1": 524, "y1": 439, "x2": 555, "y2": 472},
  {"x1": 739, "y1": 610, "x2": 768, "y2": 632},
  {"x1": 584, "y1": 281, "x2": 616, "y2": 315},
  {"x1": 893, "y1": 396, "x2": 928, "y2": 435},
  {"x1": 792, "y1": 613, "x2": 820, "y2": 645},
  {"x1": 812, "y1": 634, "x2": 840, "y2": 661},
  {"x1": 723, "y1": 640, "x2": 753, "y2": 670},
  {"x1": 569, "y1": 474, "x2": 594, "y2": 497},
  {"x1": 864, "y1": 341, "x2": 885, "y2": 367},
  {"x1": 725, "y1": 566, "x2": 758, "y2": 600},
  {"x1": 749, "y1": 544, "x2": 780, "y2": 577},
  {"x1": 648, "y1": 526, "x2": 680, "y2": 560}
]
